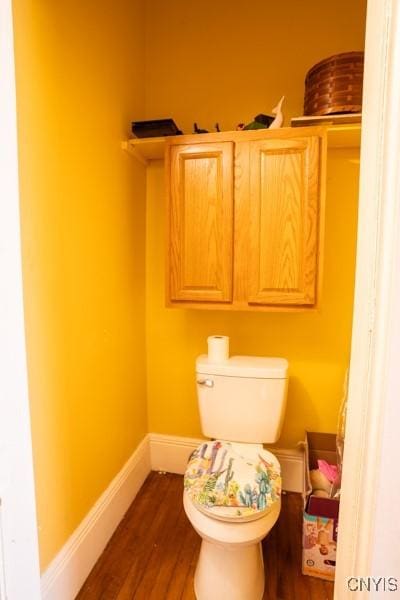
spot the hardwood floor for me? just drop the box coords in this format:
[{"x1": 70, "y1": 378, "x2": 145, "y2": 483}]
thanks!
[{"x1": 77, "y1": 472, "x2": 334, "y2": 600}]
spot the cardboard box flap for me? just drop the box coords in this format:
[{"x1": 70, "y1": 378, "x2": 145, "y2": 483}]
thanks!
[
  {"x1": 305, "y1": 431, "x2": 338, "y2": 497},
  {"x1": 306, "y1": 432, "x2": 337, "y2": 452}
]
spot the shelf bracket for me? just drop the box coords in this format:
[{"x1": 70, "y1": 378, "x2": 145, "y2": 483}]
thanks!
[{"x1": 121, "y1": 140, "x2": 148, "y2": 166}]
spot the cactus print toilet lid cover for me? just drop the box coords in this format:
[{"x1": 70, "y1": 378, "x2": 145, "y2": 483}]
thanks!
[{"x1": 184, "y1": 440, "x2": 281, "y2": 522}]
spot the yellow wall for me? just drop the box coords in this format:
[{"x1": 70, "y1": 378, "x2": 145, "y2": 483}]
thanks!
[
  {"x1": 145, "y1": 0, "x2": 365, "y2": 447},
  {"x1": 13, "y1": 0, "x2": 147, "y2": 570},
  {"x1": 145, "y1": 0, "x2": 367, "y2": 131},
  {"x1": 12, "y1": 0, "x2": 365, "y2": 571}
]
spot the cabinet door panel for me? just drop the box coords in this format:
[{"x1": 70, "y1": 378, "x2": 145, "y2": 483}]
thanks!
[
  {"x1": 248, "y1": 136, "x2": 321, "y2": 305},
  {"x1": 168, "y1": 143, "x2": 233, "y2": 302}
]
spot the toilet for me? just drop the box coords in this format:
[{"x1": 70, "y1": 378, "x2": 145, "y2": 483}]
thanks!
[{"x1": 183, "y1": 354, "x2": 288, "y2": 600}]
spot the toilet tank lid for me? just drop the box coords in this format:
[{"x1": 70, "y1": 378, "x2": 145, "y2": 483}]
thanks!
[{"x1": 196, "y1": 355, "x2": 288, "y2": 378}]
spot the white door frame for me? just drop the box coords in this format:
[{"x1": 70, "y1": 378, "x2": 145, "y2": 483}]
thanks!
[
  {"x1": 0, "y1": 0, "x2": 41, "y2": 597},
  {"x1": 335, "y1": 0, "x2": 400, "y2": 597}
]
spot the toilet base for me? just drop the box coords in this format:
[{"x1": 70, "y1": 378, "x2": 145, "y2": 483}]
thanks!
[{"x1": 194, "y1": 538, "x2": 264, "y2": 600}]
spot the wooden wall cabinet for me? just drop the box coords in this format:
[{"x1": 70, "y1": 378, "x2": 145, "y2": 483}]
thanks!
[{"x1": 166, "y1": 127, "x2": 326, "y2": 311}]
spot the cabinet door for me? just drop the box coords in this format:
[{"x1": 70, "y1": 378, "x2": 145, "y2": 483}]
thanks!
[
  {"x1": 168, "y1": 143, "x2": 234, "y2": 303},
  {"x1": 247, "y1": 136, "x2": 322, "y2": 306}
]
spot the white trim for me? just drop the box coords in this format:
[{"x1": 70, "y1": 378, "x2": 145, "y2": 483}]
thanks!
[
  {"x1": 149, "y1": 433, "x2": 202, "y2": 475},
  {"x1": 335, "y1": 0, "x2": 400, "y2": 597},
  {"x1": 149, "y1": 433, "x2": 304, "y2": 493},
  {"x1": 0, "y1": 0, "x2": 41, "y2": 597},
  {"x1": 41, "y1": 436, "x2": 151, "y2": 600}
]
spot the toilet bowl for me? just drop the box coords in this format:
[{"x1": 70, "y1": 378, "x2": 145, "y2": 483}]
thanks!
[
  {"x1": 185, "y1": 353, "x2": 289, "y2": 599},
  {"x1": 184, "y1": 488, "x2": 281, "y2": 600},
  {"x1": 184, "y1": 440, "x2": 282, "y2": 600}
]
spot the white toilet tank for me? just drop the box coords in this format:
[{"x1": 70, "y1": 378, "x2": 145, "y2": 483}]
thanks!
[{"x1": 196, "y1": 355, "x2": 288, "y2": 444}]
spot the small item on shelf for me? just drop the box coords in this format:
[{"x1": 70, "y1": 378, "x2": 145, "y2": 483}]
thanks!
[
  {"x1": 242, "y1": 96, "x2": 285, "y2": 131},
  {"x1": 304, "y1": 51, "x2": 364, "y2": 116},
  {"x1": 193, "y1": 123, "x2": 209, "y2": 134},
  {"x1": 193, "y1": 123, "x2": 222, "y2": 134},
  {"x1": 131, "y1": 118, "x2": 182, "y2": 138},
  {"x1": 243, "y1": 113, "x2": 274, "y2": 130},
  {"x1": 269, "y1": 96, "x2": 285, "y2": 129}
]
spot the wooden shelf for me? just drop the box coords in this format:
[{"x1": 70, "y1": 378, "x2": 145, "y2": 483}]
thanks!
[
  {"x1": 291, "y1": 113, "x2": 361, "y2": 127},
  {"x1": 326, "y1": 124, "x2": 361, "y2": 148},
  {"x1": 121, "y1": 136, "x2": 167, "y2": 165},
  {"x1": 122, "y1": 124, "x2": 361, "y2": 163}
]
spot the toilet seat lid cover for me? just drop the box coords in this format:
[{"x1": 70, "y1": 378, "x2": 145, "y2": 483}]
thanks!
[{"x1": 184, "y1": 441, "x2": 281, "y2": 522}]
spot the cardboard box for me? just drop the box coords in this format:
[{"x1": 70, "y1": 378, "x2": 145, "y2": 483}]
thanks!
[{"x1": 302, "y1": 432, "x2": 339, "y2": 581}]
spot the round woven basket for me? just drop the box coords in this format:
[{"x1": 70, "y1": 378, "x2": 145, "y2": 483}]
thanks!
[{"x1": 304, "y1": 51, "x2": 364, "y2": 116}]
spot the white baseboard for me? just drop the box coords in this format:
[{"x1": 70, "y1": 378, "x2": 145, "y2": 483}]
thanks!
[
  {"x1": 149, "y1": 433, "x2": 304, "y2": 494},
  {"x1": 41, "y1": 435, "x2": 151, "y2": 600}
]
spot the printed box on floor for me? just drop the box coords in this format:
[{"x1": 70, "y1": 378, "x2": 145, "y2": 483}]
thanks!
[{"x1": 302, "y1": 432, "x2": 340, "y2": 582}]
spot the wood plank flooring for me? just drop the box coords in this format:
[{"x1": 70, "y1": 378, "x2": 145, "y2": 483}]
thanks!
[{"x1": 77, "y1": 472, "x2": 334, "y2": 600}]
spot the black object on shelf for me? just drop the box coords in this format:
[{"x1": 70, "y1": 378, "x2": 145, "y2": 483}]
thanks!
[
  {"x1": 131, "y1": 119, "x2": 182, "y2": 138},
  {"x1": 194, "y1": 123, "x2": 209, "y2": 134},
  {"x1": 193, "y1": 122, "x2": 221, "y2": 134},
  {"x1": 255, "y1": 113, "x2": 274, "y2": 126},
  {"x1": 242, "y1": 113, "x2": 275, "y2": 130}
]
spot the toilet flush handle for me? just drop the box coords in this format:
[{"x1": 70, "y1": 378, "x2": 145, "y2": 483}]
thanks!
[{"x1": 197, "y1": 378, "x2": 214, "y2": 388}]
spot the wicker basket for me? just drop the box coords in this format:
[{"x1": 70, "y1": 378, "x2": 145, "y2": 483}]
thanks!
[{"x1": 304, "y1": 52, "x2": 364, "y2": 116}]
